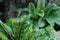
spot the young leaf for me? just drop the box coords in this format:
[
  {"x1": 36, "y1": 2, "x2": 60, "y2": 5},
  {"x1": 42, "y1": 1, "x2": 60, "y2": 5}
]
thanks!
[
  {"x1": 28, "y1": 3, "x2": 35, "y2": 14},
  {"x1": 38, "y1": 10, "x2": 45, "y2": 17},
  {"x1": 37, "y1": 0, "x2": 45, "y2": 10}
]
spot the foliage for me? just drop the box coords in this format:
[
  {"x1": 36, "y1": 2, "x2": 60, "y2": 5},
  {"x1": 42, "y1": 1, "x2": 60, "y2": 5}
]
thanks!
[{"x1": 0, "y1": 0, "x2": 60, "y2": 40}]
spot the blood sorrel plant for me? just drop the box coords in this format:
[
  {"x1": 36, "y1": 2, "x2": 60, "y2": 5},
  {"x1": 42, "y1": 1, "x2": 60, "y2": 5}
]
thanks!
[{"x1": 0, "y1": 0, "x2": 60, "y2": 40}]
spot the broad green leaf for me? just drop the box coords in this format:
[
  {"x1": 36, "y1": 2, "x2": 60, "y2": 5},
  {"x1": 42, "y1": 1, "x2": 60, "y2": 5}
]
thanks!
[
  {"x1": 38, "y1": 18, "x2": 46, "y2": 27},
  {"x1": 45, "y1": 3, "x2": 60, "y2": 25},
  {"x1": 45, "y1": 14, "x2": 56, "y2": 25},
  {"x1": 37, "y1": 0, "x2": 45, "y2": 10},
  {"x1": 55, "y1": 16, "x2": 60, "y2": 25},
  {"x1": 54, "y1": 11, "x2": 60, "y2": 25},
  {"x1": 33, "y1": 21, "x2": 39, "y2": 29}
]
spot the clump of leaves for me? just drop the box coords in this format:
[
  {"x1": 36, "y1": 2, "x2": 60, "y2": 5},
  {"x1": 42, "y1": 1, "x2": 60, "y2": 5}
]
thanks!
[{"x1": 0, "y1": 0, "x2": 60, "y2": 40}]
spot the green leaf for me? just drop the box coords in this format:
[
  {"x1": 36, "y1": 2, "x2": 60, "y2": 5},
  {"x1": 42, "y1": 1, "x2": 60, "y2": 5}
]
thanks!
[
  {"x1": 33, "y1": 21, "x2": 39, "y2": 29},
  {"x1": 12, "y1": 25, "x2": 20, "y2": 40},
  {"x1": 20, "y1": 23, "x2": 36, "y2": 40},
  {"x1": 37, "y1": 0, "x2": 45, "y2": 10},
  {"x1": 38, "y1": 10, "x2": 44, "y2": 17},
  {"x1": 44, "y1": 3, "x2": 60, "y2": 25},
  {"x1": 49, "y1": 34, "x2": 58, "y2": 40},
  {"x1": 29, "y1": 36, "x2": 35, "y2": 40},
  {"x1": 45, "y1": 4, "x2": 53, "y2": 15},
  {"x1": 28, "y1": 3, "x2": 35, "y2": 14},
  {"x1": 9, "y1": 14, "x2": 31, "y2": 25},
  {"x1": 55, "y1": 16, "x2": 60, "y2": 25},
  {"x1": 0, "y1": 32, "x2": 9, "y2": 40},
  {"x1": 0, "y1": 20, "x2": 13, "y2": 39},
  {"x1": 44, "y1": 3, "x2": 57, "y2": 15},
  {"x1": 45, "y1": 25, "x2": 56, "y2": 35},
  {"x1": 38, "y1": 34, "x2": 48, "y2": 40},
  {"x1": 16, "y1": 8, "x2": 28, "y2": 17},
  {"x1": 16, "y1": 8, "x2": 28, "y2": 13},
  {"x1": 39, "y1": 28, "x2": 46, "y2": 35},
  {"x1": 8, "y1": 18, "x2": 20, "y2": 26},
  {"x1": 38, "y1": 18, "x2": 46, "y2": 27},
  {"x1": 29, "y1": 30, "x2": 37, "y2": 40},
  {"x1": 34, "y1": 10, "x2": 38, "y2": 18},
  {"x1": 46, "y1": 14, "x2": 56, "y2": 25},
  {"x1": 54, "y1": 11, "x2": 60, "y2": 25}
]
